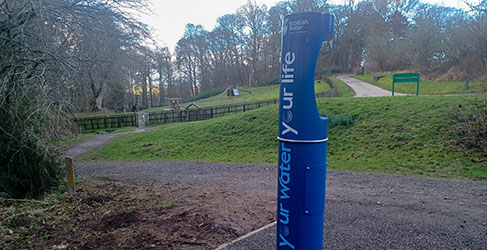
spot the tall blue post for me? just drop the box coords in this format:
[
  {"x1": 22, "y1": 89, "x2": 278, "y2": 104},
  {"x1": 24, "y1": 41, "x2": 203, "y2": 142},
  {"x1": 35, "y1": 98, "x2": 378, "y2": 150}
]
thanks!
[{"x1": 276, "y1": 12, "x2": 334, "y2": 250}]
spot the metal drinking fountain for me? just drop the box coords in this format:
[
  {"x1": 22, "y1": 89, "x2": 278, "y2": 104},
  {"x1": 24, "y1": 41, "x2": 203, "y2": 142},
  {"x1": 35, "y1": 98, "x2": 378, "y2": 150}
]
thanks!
[{"x1": 276, "y1": 12, "x2": 334, "y2": 250}]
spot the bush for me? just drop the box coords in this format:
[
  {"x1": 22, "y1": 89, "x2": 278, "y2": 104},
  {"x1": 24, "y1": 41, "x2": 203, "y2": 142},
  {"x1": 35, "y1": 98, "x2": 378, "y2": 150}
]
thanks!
[
  {"x1": 256, "y1": 75, "x2": 280, "y2": 87},
  {"x1": 0, "y1": 106, "x2": 65, "y2": 198},
  {"x1": 316, "y1": 67, "x2": 346, "y2": 77},
  {"x1": 450, "y1": 89, "x2": 487, "y2": 156},
  {"x1": 137, "y1": 104, "x2": 148, "y2": 111},
  {"x1": 0, "y1": 135, "x2": 63, "y2": 198}
]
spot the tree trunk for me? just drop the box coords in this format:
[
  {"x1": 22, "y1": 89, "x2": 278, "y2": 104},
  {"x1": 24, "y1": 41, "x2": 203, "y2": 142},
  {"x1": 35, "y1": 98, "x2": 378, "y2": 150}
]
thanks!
[
  {"x1": 142, "y1": 70, "x2": 147, "y2": 107},
  {"x1": 89, "y1": 72, "x2": 107, "y2": 111},
  {"x1": 95, "y1": 83, "x2": 106, "y2": 111},
  {"x1": 148, "y1": 74, "x2": 153, "y2": 108}
]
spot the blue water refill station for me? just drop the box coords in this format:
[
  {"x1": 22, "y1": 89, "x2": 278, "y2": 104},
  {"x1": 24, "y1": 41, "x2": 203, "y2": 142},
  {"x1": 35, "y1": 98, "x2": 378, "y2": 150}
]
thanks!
[{"x1": 276, "y1": 12, "x2": 334, "y2": 249}]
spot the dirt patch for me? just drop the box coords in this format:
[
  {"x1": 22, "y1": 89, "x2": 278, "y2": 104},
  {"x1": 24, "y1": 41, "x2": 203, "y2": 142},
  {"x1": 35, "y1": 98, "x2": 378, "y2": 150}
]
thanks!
[
  {"x1": 80, "y1": 193, "x2": 114, "y2": 206},
  {"x1": 98, "y1": 211, "x2": 140, "y2": 231},
  {"x1": 0, "y1": 178, "x2": 273, "y2": 249},
  {"x1": 8, "y1": 214, "x2": 33, "y2": 228}
]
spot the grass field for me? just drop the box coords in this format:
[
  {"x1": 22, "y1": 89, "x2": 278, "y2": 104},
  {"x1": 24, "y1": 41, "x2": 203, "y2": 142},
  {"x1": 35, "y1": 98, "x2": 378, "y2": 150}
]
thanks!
[
  {"x1": 355, "y1": 74, "x2": 485, "y2": 95},
  {"x1": 84, "y1": 95, "x2": 486, "y2": 180}
]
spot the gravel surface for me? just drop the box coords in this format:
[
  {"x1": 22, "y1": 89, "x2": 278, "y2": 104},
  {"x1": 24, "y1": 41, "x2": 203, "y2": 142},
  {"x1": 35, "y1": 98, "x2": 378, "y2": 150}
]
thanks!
[
  {"x1": 76, "y1": 161, "x2": 487, "y2": 250},
  {"x1": 64, "y1": 134, "x2": 120, "y2": 159},
  {"x1": 64, "y1": 126, "x2": 155, "y2": 160},
  {"x1": 338, "y1": 74, "x2": 408, "y2": 97}
]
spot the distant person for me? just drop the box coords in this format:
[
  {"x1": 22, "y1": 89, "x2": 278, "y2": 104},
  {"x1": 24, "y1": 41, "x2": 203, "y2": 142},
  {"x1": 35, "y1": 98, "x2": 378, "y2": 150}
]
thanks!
[{"x1": 132, "y1": 104, "x2": 138, "y2": 112}]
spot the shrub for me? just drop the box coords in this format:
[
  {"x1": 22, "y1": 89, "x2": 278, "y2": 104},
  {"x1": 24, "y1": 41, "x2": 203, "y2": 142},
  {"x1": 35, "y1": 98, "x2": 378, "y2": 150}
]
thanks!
[
  {"x1": 256, "y1": 75, "x2": 280, "y2": 86},
  {"x1": 450, "y1": 88, "x2": 487, "y2": 156},
  {"x1": 316, "y1": 67, "x2": 346, "y2": 77},
  {"x1": 0, "y1": 105, "x2": 65, "y2": 198}
]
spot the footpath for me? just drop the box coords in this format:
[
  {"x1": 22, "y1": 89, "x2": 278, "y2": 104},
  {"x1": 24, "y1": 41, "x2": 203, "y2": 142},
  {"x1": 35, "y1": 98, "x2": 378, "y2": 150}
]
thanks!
[
  {"x1": 66, "y1": 75, "x2": 486, "y2": 250},
  {"x1": 337, "y1": 74, "x2": 408, "y2": 97},
  {"x1": 218, "y1": 75, "x2": 485, "y2": 250}
]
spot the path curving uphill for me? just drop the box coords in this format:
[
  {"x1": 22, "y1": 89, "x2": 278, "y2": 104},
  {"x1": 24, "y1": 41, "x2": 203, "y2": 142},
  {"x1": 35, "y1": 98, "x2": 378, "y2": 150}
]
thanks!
[
  {"x1": 75, "y1": 161, "x2": 487, "y2": 250},
  {"x1": 338, "y1": 74, "x2": 408, "y2": 97}
]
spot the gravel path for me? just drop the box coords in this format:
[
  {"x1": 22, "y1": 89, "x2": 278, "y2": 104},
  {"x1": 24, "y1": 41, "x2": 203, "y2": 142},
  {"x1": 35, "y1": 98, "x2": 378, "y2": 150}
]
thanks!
[
  {"x1": 76, "y1": 161, "x2": 487, "y2": 250},
  {"x1": 64, "y1": 134, "x2": 120, "y2": 159},
  {"x1": 338, "y1": 74, "x2": 408, "y2": 97},
  {"x1": 64, "y1": 126, "x2": 156, "y2": 160},
  {"x1": 67, "y1": 84, "x2": 483, "y2": 249}
]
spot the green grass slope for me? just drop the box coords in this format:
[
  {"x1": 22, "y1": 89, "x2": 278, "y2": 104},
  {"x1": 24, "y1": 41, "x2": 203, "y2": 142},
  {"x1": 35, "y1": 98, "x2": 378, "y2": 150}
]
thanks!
[
  {"x1": 85, "y1": 95, "x2": 486, "y2": 180},
  {"x1": 332, "y1": 75, "x2": 355, "y2": 97},
  {"x1": 355, "y1": 74, "x2": 485, "y2": 95}
]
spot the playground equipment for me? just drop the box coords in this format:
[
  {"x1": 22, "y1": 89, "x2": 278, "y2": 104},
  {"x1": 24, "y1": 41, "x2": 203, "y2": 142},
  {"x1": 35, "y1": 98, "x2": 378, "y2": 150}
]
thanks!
[
  {"x1": 185, "y1": 102, "x2": 201, "y2": 109},
  {"x1": 238, "y1": 87, "x2": 251, "y2": 94},
  {"x1": 226, "y1": 88, "x2": 240, "y2": 97},
  {"x1": 276, "y1": 12, "x2": 334, "y2": 250},
  {"x1": 167, "y1": 97, "x2": 182, "y2": 109}
]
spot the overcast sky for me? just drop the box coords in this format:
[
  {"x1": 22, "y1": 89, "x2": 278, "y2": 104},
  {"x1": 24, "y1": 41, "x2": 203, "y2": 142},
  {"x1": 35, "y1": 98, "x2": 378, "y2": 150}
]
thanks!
[{"x1": 141, "y1": 0, "x2": 480, "y2": 51}]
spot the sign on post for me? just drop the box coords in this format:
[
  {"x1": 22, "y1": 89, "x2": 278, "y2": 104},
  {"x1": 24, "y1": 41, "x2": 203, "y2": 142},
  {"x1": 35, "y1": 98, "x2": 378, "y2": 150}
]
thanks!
[
  {"x1": 276, "y1": 12, "x2": 334, "y2": 250},
  {"x1": 392, "y1": 73, "x2": 420, "y2": 96}
]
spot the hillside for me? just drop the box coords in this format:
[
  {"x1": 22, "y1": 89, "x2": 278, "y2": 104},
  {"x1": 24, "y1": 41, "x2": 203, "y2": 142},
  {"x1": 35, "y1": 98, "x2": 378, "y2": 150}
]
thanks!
[
  {"x1": 355, "y1": 74, "x2": 485, "y2": 95},
  {"x1": 145, "y1": 77, "x2": 353, "y2": 112},
  {"x1": 84, "y1": 95, "x2": 486, "y2": 180}
]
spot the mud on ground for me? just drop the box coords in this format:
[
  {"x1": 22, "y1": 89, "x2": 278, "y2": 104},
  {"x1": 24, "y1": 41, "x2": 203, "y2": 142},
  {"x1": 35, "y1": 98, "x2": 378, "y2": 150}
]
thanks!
[{"x1": 0, "y1": 178, "x2": 275, "y2": 250}]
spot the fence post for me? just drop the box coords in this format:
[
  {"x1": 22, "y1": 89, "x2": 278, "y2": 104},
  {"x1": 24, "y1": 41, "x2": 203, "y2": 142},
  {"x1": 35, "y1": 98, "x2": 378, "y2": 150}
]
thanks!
[
  {"x1": 243, "y1": 104, "x2": 246, "y2": 112},
  {"x1": 65, "y1": 157, "x2": 75, "y2": 194},
  {"x1": 180, "y1": 110, "x2": 183, "y2": 122},
  {"x1": 211, "y1": 108, "x2": 214, "y2": 119}
]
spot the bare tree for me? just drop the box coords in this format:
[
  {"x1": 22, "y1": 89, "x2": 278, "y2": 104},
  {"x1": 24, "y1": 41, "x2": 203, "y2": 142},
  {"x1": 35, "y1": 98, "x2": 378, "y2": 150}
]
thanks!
[{"x1": 238, "y1": 0, "x2": 267, "y2": 86}]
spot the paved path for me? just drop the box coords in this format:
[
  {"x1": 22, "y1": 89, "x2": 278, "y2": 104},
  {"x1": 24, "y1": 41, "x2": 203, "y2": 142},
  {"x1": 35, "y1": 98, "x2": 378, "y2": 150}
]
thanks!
[
  {"x1": 75, "y1": 161, "x2": 487, "y2": 250},
  {"x1": 338, "y1": 74, "x2": 408, "y2": 97}
]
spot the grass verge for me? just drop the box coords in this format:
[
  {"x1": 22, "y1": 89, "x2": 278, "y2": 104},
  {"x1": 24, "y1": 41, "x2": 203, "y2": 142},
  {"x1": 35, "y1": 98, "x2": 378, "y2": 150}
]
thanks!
[
  {"x1": 331, "y1": 75, "x2": 356, "y2": 97},
  {"x1": 355, "y1": 74, "x2": 485, "y2": 95},
  {"x1": 85, "y1": 95, "x2": 486, "y2": 180}
]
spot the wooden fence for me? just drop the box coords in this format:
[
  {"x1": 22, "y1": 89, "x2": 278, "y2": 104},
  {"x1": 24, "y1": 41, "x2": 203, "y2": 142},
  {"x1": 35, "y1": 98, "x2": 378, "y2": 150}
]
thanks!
[
  {"x1": 73, "y1": 113, "x2": 138, "y2": 130},
  {"x1": 147, "y1": 99, "x2": 279, "y2": 125},
  {"x1": 72, "y1": 76, "x2": 338, "y2": 129}
]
